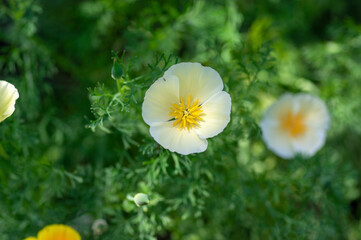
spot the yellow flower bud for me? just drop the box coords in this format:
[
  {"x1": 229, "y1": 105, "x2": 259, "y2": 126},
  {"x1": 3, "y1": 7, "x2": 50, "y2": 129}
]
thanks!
[{"x1": 0, "y1": 80, "x2": 19, "y2": 123}]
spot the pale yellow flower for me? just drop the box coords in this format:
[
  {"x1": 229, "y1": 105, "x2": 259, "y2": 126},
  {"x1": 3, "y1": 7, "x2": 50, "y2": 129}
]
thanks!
[
  {"x1": 142, "y1": 62, "x2": 231, "y2": 155},
  {"x1": 260, "y1": 93, "x2": 330, "y2": 159},
  {"x1": 0, "y1": 80, "x2": 19, "y2": 123},
  {"x1": 25, "y1": 224, "x2": 81, "y2": 240}
]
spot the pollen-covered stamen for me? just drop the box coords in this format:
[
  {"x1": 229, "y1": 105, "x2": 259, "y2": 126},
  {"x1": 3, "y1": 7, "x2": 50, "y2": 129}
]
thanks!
[
  {"x1": 281, "y1": 111, "x2": 307, "y2": 137},
  {"x1": 169, "y1": 95, "x2": 203, "y2": 130}
]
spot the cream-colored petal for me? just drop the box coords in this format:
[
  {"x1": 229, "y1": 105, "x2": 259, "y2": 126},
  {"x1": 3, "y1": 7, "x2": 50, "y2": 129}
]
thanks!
[
  {"x1": 164, "y1": 62, "x2": 223, "y2": 104},
  {"x1": 142, "y1": 75, "x2": 179, "y2": 126},
  {"x1": 263, "y1": 93, "x2": 294, "y2": 121},
  {"x1": 194, "y1": 91, "x2": 231, "y2": 139},
  {"x1": 260, "y1": 120, "x2": 295, "y2": 159},
  {"x1": 0, "y1": 106, "x2": 15, "y2": 122},
  {"x1": 296, "y1": 94, "x2": 330, "y2": 130},
  {"x1": 291, "y1": 130, "x2": 326, "y2": 157},
  {"x1": 261, "y1": 94, "x2": 296, "y2": 158},
  {"x1": 149, "y1": 121, "x2": 208, "y2": 155},
  {"x1": 0, "y1": 81, "x2": 19, "y2": 99},
  {"x1": 290, "y1": 94, "x2": 329, "y2": 156},
  {"x1": 0, "y1": 80, "x2": 19, "y2": 123}
]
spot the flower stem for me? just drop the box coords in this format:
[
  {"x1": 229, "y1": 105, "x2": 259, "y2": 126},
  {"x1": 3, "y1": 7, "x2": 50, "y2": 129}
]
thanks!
[{"x1": 116, "y1": 78, "x2": 123, "y2": 94}]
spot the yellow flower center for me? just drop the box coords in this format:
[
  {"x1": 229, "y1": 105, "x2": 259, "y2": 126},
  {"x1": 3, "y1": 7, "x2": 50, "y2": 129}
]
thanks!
[
  {"x1": 281, "y1": 111, "x2": 307, "y2": 137},
  {"x1": 169, "y1": 95, "x2": 203, "y2": 130}
]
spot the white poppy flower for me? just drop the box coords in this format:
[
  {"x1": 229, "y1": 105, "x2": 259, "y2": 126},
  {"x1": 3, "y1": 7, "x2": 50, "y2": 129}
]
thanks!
[
  {"x1": 0, "y1": 80, "x2": 19, "y2": 123},
  {"x1": 260, "y1": 93, "x2": 330, "y2": 159},
  {"x1": 142, "y1": 62, "x2": 231, "y2": 155}
]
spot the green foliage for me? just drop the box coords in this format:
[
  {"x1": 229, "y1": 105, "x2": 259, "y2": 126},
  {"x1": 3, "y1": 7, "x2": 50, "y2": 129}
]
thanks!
[{"x1": 1, "y1": 0, "x2": 361, "y2": 239}]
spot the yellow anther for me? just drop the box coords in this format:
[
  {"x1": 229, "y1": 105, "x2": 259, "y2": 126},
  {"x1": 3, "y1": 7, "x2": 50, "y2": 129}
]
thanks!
[{"x1": 169, "y1": 95, "x2": 203, "y2": 130}]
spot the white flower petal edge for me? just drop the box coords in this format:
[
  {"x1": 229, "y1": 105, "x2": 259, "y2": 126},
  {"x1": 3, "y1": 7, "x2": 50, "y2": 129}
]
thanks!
[
  {"x1": 294, "y1": 93, "x2": 330, "y2": 130},
  {"x1": 142, "y1": 62, "x2": 231, "y2": 155},
  {"x1": 149, "y1": 121, "x2": 208, "y2": 155},
  {"x1": 0, "y1": 80, "x2": 19, "y2": 123},
  {"x1": 194, "y1": 91, "x2": 231, "y2": 139},
  {"x1": 260, "y1": 93, "x2": 330, "y2": 159},
  {"x1": 291, "y1": 130, "x2": 327, "y2": 157},
  {"x1": 260, "y1": 121, "x2": 294, "y2": 159},
  {"x1": 142, "y1": 75, "x2": 179, "y2": 126},
  {"x1": 164, "y1": 62, "x2": 223, "y2": 104}
]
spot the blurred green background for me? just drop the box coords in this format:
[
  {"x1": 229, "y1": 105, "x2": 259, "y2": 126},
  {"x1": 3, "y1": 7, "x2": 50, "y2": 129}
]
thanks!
[{"x1": 1, "y1": 0, "x2": 361, "y2": 239}]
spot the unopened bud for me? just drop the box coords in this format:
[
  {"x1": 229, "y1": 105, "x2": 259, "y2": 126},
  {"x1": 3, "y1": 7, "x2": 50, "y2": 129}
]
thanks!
[
  {"x1": 92, "y1": 219, "x2": 108, "y2": 236},
  {"x1": 111, "y1": 59, "x2": 123, "y2": 80},
  {"x1": 134, "y1": 193, "x2": 150, "y2": 207}
]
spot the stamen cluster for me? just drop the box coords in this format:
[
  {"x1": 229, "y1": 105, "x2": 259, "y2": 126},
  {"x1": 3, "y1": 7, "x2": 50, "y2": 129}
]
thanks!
[{"x1": 169, "y1": 95, "x2": 203, "y2": 130}]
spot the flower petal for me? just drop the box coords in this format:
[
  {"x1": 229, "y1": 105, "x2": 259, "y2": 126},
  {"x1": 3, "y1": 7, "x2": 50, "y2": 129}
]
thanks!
[
  {"x1": 260, "y1": 120, "x2": 295, "y2": 159},
  {"x1": 194, "y1": 91, "x2": 231, "y2": 139},
  {"x1": 290, "y1": 94, "x2": 329, "y2": 156},
  {"x1": 0, "y1": 80, "x2": 19, "y2": 123},
  {"x1": 142, "y1": 75, "x2": 179, "y2": 126},
  {"x1": 291, "y1": 130, "x2": 326, "y2": 157},
  {"x1": 149, "y1": 121, "x2": 208, "y2": 155},
  {"x1": 263, "y1": 93, "x2": 294, "y2": 121},
  {"x1": 295, "y1": 94, "x2": 330, "y2": 130},
  {"x1": 37, "y1": 224, "x2": 81, "y2": 240},
  {"x1": 164, "y1": 62, "x2": 223, "y2": 104}
]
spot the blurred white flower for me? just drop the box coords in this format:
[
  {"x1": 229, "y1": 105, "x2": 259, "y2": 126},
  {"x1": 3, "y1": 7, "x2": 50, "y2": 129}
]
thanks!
[
  {"x1": 0, "y1": 80, "x2": 19, "y2": 123},
  {"x1": 260, "y1": 93, "x2": 330, "y2": 159},
  {"x1": 142, "y1": 62, "x2": 231, "y2": 155}
]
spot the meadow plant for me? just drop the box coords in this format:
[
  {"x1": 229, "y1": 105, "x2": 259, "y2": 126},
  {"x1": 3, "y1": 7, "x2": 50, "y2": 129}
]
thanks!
[{"x1": 1, "y1": 0, "x2": 361, "y2": 240}]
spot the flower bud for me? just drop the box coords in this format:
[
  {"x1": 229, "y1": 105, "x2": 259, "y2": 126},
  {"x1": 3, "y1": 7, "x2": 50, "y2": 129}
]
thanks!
[
  {"x1": 111, "y1": 59, "x2": 123, "y2": 80},
  {"x1": 134, "y1": 193, "x2": 150, "y2": 207},
  {"x1": 92, "y1": 219, "x2": 108, "y2": 236},
  {"x1": 0, "y1": 80, "x2": 19, "y2": 123}
]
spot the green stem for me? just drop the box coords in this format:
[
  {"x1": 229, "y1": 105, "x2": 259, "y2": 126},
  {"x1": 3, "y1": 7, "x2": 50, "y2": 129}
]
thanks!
[{"x1": 116, "y1": 78, "x2": 123, "y2": 94}]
